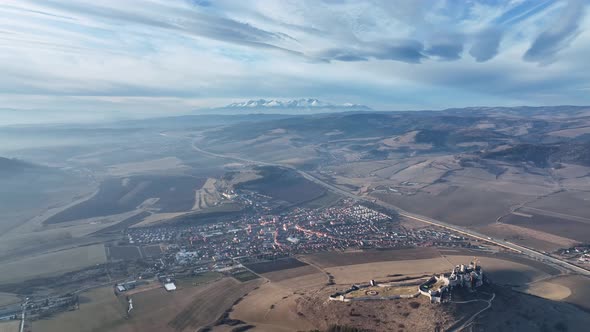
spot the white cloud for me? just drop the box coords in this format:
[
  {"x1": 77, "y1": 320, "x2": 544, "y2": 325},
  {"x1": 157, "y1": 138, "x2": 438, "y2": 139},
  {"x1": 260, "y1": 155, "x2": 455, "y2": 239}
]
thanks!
[{"x1": 0, "y1": 0, "x2": 588, "y2": 124}]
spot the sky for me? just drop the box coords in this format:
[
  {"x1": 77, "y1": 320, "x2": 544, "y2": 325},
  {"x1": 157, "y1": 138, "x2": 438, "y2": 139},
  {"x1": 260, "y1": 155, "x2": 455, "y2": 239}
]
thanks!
[{"x1": 1, "y1": 0, "x2": 589, "y2": 123}]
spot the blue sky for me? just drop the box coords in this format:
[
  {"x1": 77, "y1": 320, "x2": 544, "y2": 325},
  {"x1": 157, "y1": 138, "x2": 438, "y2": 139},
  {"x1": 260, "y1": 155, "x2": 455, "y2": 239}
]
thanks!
[{"x1": 1, "y1": 0, "x2": 589, "y2": 123}]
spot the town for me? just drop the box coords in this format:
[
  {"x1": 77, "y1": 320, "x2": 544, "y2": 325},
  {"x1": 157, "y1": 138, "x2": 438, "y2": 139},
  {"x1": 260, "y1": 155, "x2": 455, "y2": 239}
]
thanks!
[{"x1": 123, "y1": 198, "x2": 479, "y2": 272}]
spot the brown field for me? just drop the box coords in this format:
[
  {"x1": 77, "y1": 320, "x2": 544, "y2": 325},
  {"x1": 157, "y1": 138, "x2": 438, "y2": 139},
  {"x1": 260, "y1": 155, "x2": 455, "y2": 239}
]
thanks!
[
  {"x1": 0, "y1": 244, "x2": 106, "y2": 284},
  {"x1": 526, "y1": 190, "x2": 590, "y2": 219},
  {"x1": 227, "y1": 248, "x2": 575, "y2": 331},
  {"x1": 347, "y1": 285, "x2": 418, "y2": 298},
  {"x1": 548, "y1": 126, "x2": 590, "y2": 137},
  {"x1": 477, "y1": 223, "x2": 576, "y2": 252},
  {"x1": 260, "y1": 265, "x2": 322, "y2": 283},
  {"x1": 107, "y1": 246, "x2": 142, "y2": 261},
  {"x1": 230, "y1": 282, "x2": 316, "y2": 332},
  {"x1": 516, "y1": 281, "x2": 572, "y2": 301},
  {"x1": 372, "y1": 188, "x2": 531, "y2": 227},
  {"x1": 35, "y1": 277, "x2": 262, "y2": 332},
  {"x1": 304, "y1": 247, "x2": 440, "y2": 268},
  {"x1": 0, "y1": 292, "x2": 20, "y2": 306},
  {"x1": 275, "y1": 272, "x2": 328, "y2": 293},
  {"x1": 0, "y1": 321, "x2": 19, "y2": 332},
  {"x1": 503, "y1": 213, "x2": 590, "y2": 243},
  {"x1": 324, "y1": 257, "x2": 452, "y2": 285},
  {"x1": 478, "y1": 286, "x2": 590, "y2": 332},
  {"x1": 34, "y1": 286, "x2": 127, "y2": 332},
  {"x1": 443, "y1": 254, "x2": 551, "y2": 286},
  {"x1": 543, "y1": 275, "x2": 590, "y2": 311},
  {"x1": 299, "y1": 286, "x2": 457, "y2": 332}
]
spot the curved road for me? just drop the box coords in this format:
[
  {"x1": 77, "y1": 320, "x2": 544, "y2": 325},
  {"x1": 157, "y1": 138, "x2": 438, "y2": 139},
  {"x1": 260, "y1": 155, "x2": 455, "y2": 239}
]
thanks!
[{"x1": 189, "y1": 140, "x2": 590, "y2": 277}]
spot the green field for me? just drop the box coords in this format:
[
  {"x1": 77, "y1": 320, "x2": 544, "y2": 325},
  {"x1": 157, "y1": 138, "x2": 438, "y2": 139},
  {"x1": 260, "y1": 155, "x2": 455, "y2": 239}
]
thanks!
[
  {"x1": 0, "y1": 244, "x2": 106, "y2": 284},
  {"x1": 231, "y1": 270, "x2": 260, "y2": 282},
  {"x1": 175, "y1": 272, "x2": 222, "y2": 288}
]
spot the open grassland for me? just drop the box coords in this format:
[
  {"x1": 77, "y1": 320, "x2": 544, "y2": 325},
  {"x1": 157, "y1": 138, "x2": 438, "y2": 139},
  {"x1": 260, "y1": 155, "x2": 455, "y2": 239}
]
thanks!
[
  {"x1": 541, "y1": 275, "x2": 590, "y2": 311},
  {"x1": 230, "y1": 282, "x2": 316, "y2": 332},
  {"x1": 229, "y1": 248, "x2": 574, "y2": 332},
  {"x1": 477, "y1": 286, "x2": 590, "y2": 332},
  {"x1": 167, "y1": 278, "x2": 262, "y2": 331},
  {"x1": 503, "y1": 213, "x2": 590, "y2": 243},
  {"x1": 35, "y1": 277, "x2": 262, "y2": 332},
  {"x1": 442, "y1": 254, "x2": 552, "y2": 286},
  {"x1": 0, "y1": 244, "x2": 106, "y2": 284},
  {"x1": 299, "y1": 287, "x2": 456, "y2": 332},
  {"x1": 34, "y1": 286, "x2": 127, "y2": 332},
  {"x1": 323, "y1": 258, "x2": 451, "y2": 284},
  {"x1": 516, "y1": 280, "x2": 572, "y2": 301},
  {"x1": 347, "y1": 285, "x2": 419, "y2": 298}
]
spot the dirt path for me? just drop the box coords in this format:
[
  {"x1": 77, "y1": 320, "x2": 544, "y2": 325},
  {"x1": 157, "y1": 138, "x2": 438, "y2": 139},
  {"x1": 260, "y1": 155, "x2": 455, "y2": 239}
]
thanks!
[{"x1": 448, "y1": 293, "x2": 495, "y2": 332}]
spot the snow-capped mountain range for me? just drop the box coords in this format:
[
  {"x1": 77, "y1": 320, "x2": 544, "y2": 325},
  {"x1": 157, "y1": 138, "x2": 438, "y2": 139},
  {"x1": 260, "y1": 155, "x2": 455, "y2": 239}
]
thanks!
[{"x1": 223, "y1": 98, "x2": 371, "y2": 110}]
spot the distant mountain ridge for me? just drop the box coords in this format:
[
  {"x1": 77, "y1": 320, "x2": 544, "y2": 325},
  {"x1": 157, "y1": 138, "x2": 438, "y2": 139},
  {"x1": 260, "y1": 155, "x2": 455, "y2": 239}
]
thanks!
[{"x1": 221, "y1": 98, "x2": 372, "y2": 111}]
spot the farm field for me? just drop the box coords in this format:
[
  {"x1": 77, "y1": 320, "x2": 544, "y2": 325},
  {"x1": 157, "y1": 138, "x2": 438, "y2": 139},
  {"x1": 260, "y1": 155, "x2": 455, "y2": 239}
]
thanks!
[
  {"x1": 526, "y1": 190, "x2": 590, "y2": 218},
  {"x1": 260, "y1": 265, "x2": 323, "y2": 283},
  {"x1": 244, "y1": 257, "x2": 308, "y2": 274},
  {"x1": 175, "y1": 271, "x2": 222, "y2": 288},
  {"x1": 35, "y1": 277, "x2": 262, "y2": 332},
  {"x1": 373, "y1": 188, "x2": 531, "y2": 227},
  {"x1": 45, "y1": 175, "x2": 206, "y2": 224},
  {"x1": 540, "y1": 275, "x2": 590, "y2": 311},
  {"x1": 107, "y1": 246, "x2": 142, "y2": 261},
  {"x1": 0, "y1": 321, "x2": 19, "y2": 332},
  {"x1": 140, "y1": 245, "x2": 162, "y2": 258},
  {"x1": 0, "y1": 244, "x2": 106, "y2": 284},
  {"x1": 166, "y1": 277, "x2": 262, "y2": 332},
  {"x1": 503, "y1": 213, "x2": 590, "y2": 243},
  {"x1": 231, "y1": 270, "x2": 261, "y2": 282},
  {"x1": 0, "y1": 292, "x2": 20, "y2": 306},
  {"x1": 304, "y1": 247, "x2": 440, "y2": 268},
  {"x1": 34, "y1": 286, "x2": 127, "y2": 332},
  {"x1": 476, "y1": 223, "x2": 576, "y2": 252},
  {"x1": 237, "y1": 167, "x2": 326, "y2": 205}
]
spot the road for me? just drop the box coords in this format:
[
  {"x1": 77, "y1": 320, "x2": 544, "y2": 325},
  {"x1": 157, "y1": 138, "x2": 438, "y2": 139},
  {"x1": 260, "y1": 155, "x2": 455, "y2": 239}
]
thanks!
[
  {"x1": 188, "y1": 140, "x2": 590, "y2": 277},
  {"x1": 19, "y1": 298, "x2": 28, "y2": 332}
]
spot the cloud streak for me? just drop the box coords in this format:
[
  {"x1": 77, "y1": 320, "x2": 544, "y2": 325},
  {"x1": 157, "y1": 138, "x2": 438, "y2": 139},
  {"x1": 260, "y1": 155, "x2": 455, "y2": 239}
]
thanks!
[
  {"x1": 0, "y1": 0, "x2": 589, "y2": 123},
  {"x1": 524, "y1": 0, "x2": 587, "y2": 63}
]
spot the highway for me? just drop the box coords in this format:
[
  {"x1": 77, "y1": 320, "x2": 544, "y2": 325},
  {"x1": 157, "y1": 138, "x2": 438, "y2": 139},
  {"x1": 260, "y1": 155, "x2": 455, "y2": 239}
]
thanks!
[
  {"x1": 19, "y1": 298, "x2": 28, "y2": 332},
  {"x1": 188, "y1": 139, "x2": 590, "y2": 277}
]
